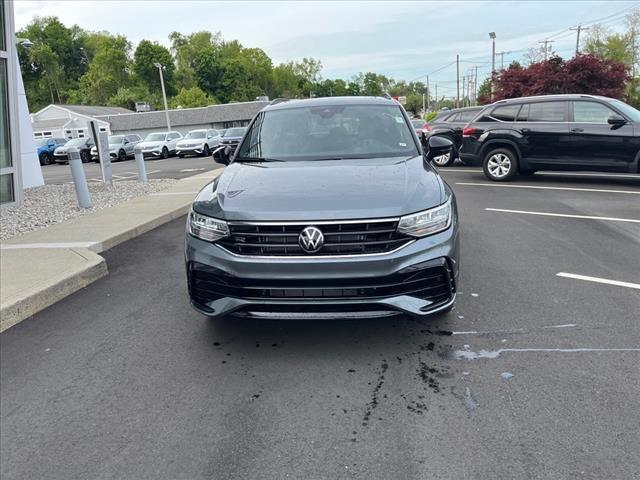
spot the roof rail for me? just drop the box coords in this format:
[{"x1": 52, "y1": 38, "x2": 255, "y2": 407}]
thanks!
[
  {"x1": 270, "y1": 98, "x2": 290, "y2": 105},
  {"x1": 381, "y1": 92, "x2": 393, "y2": 100}
]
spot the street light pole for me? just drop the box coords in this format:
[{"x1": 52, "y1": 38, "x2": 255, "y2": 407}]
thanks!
[
  {"x1": 154, "y1": 62, "x2": 171, "y2": 131},
  {"x1": 489, "y1": 32, "x2": 496, "y2": 102}
]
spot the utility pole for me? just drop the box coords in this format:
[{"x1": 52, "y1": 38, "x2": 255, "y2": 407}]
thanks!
[
  {"x1": 435, "y1": 84, "x2": 438, "y2": 110},
  {"x1": 154, "y1": 63, "x2": 171, "y2": 131},
  {"x1": 474, "y1": 66, "x2": 479, "y2": 106},
  {"x1": 461, "y1": 75, "x2": 466, "y2": 108},
  {"x1": 539, "y1": 39, "x2": 554, "y2": 60},
  {"x1": 489, "y1": 32, "x2": 496, "y2": 101},
  {"x1": 570, "y1": 24, "x2": 589, "y2": 55},
  {"x1": 456, "y1": 54, "x2": 460, "y2": 108},
  {"x1": 498, "y1": 50, "x2": 511, "y2": 70},
  {"x1": 426, "y1": 75, "x2": 430, "y2": 111}
]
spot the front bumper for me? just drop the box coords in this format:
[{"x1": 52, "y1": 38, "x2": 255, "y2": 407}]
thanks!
[
  {"x1": 177, "y1": 147, "x2": 204, "y2": 156},
  {"x1": 53, "y1": 154, "x2": 69, "y2": 163},
  {"x1": 142, "y1": 150, "x2": 162, "y2": 158},
  {"x1": 185, "y1": 224, "x2": 459, "y2": 319}
]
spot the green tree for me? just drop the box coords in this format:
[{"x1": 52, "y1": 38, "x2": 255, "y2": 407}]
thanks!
[
  {"x1": 133, "y1": 40, "x2": 176, "y2": 95},
  {"x1": 169, "y1": 31, "x2": 222, "y2": 89},
  {"x1": 404, "y1": 94, "x2": 423, "y2": 115},
  {"x1": 17, "y1": 16, "x2": 87, "y2": 109},
  {"x1": 169, "y1": 86, "x2": 215, "y2": 108},
  {"x1": 78, "y1": 35, "x2": 131, "y2": 104},
  {"x1": 272, "y1": 62, "x2": 302, "y2": 98}
]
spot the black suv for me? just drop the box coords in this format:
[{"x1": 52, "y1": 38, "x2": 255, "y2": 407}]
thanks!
[
  {"x1": 186, "y1": 96, "x2": 459, "y2": 320},
  {"x1": 459, "y1": 94, "x2": 640, "y2": 181},
  {"x1": 423, "y1": 106, "x2": 483, "y2": 167}
]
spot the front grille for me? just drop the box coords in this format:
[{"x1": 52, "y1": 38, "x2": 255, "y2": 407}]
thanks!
[
  {"x1": 218, "y1": 220, "x2": 413, "y2": 256},
  {"x1": 188, "y1": 259, "x2": 454, "y2": 308}
]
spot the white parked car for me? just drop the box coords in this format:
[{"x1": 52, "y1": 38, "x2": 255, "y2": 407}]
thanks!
[
  {"x1": 138, "y1": 131, "x2": 183, "y2": 159},
  {"x1": 176, "y1": 129, "x2": 221, "y2": 157}
]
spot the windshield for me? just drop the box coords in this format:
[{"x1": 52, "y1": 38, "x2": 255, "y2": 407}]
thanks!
[
  {"x1": 109, "y1": 135, "x2": 125, "y2": 144},
  {"x1": 411, "y1": 119, "x2": 426, "y2": 127},
  {"x1": 35, "y1": 139, "x2": 49, "y2": 147},
  {"x1": 185, "y1": 131, "x2": 207, "y2": 139},
  {"x1": 610, "y1": 99, "x2": 640, "y2": 122},
  {"x1": 145, "y1": 133, "x2": 166, "y2": 141},
  {"x1": 223, "y1": 127, "x2": 246, "y2": 137},
  {"x1": 65, "y1": 138, "x2": 89, "y2": 146},
  {"x1": 237, "y1": 104, "x2": 418, "y2": 161}
]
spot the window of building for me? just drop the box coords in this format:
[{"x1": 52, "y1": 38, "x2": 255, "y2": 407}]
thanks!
[
  {"x1": 0, "y1": 57, "x2": 13, "y2": 204},
  {"x1": 0, "y1": 1, "x2": 5, "y2": 51}
]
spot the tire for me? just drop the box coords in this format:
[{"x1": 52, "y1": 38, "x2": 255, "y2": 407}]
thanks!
[
  {"x1": 161, "y1": 147, "x2": 169, "y2": 159},
  {"x1": 178, "y1": 154, "x2": 185, "y2": 158},
  {"x1": 80, "y1": 150, "x2": 91, "y2": 163},
  {"x1": 202, "y1": 144, "x2": 210, "y2": 157},
  {"x1": 483, "y1": 148, "x2": 518, "y2": 181},
  {"x1": 118, "y1": 149, "x2": 127, "y2": 162},
  {"x1": 40, "y1": 152, "x2": 52, "y2": 166}
]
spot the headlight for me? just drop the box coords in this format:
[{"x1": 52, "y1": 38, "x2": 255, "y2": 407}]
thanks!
[
  {"x1": 188, "y1": 210, "x2": 229, "y2": 242},
  {"x1": 397, "y1": 197, "x2": 452, "y2": 237}
]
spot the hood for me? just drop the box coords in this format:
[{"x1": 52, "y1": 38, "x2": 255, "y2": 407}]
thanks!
[
  {"x1": 192, "y1": 156, "x2": 445, "y2": 221},
  {"x1": 177, "y1": 139, "x2": 203, "y2": 147},
  {"x1": 220, "y1": 137, "x2": 242, "y2": 144},
  {"x1": 139, "y1": 141, "x2": 163, "y2": 148}
]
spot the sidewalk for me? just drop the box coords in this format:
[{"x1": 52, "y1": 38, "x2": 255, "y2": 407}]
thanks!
[{"x1": 0, "y1": 170, "x2": 221, "y2": 332}]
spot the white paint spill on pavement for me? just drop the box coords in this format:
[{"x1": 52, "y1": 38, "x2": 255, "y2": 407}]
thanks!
[
  {"x1": 454, "y1": 347, "x2": 640, "y2": 360},
  {"x1": 543, "y1": 324, "x2": 577, "y2": 329},
  {"x1": 501, "y1": 372, "x2": 514, "y2": 380},
  {"x1": 464, "y1": 387, "x2": 479, "y2": 411}
]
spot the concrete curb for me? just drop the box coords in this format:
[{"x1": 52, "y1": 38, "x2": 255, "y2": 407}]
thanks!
[
  {"x1": 0, "y1": 249, "x2": 107, "y2": 332},
  {"x1": 0, "y1": 169, "x2": 221, "y2": 332}
]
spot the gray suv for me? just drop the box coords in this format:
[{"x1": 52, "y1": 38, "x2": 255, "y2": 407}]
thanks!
[
  {"x1": 185, "y1": 96, "x2": 459, "y2": 320},
  {"x1": 91, "y1": 134, "x2": 142, "y2": 162}
]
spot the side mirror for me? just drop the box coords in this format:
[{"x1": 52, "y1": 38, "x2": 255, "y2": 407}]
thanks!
[
  {"x1": 212, "y1": 145, "x2": 232, "y2": 165},
  {"x1": 608, "y1": 114, "x2": 626, "y2": 126},
  {"x1": 425, "y1": 136, "x2": 453, "y2": 162}
]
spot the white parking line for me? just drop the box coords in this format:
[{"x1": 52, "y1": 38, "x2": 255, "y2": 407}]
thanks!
[
  {"x1": 556, "y1": 272, "x2": 640, "y2": 290},
  {"x1": 444, "y1": 169, "x2": 639, "y2": 179},
  {"x1": 457, "y1": 182, "x2": 640, "y2": 195},
  {"x1": 486, "y1": 208, "x2": 640, "y2": 224}
]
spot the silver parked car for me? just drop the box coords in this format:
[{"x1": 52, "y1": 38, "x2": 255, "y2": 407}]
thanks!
[
  {"x1": 138, "y1": 131, "x2": 183, "y2": 159},
  {"x1": 176, "y1": 129, "x2": 221, "y2": 157},
  {"x1": 91, "y1": 134, "x2": 142, "y2": 162}
]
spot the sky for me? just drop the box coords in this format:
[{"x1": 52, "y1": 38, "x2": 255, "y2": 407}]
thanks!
[{"x1": 13, "y1": 0, "x2": 639, "y2": 96}]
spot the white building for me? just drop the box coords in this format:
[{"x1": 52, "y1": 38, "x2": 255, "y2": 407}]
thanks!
[
  {"x1": 30, "y1": 101, "x2": 269, "y2": 141},
  {"x1": 30, "y1": 104, "x2": 132, "y2": 140}
]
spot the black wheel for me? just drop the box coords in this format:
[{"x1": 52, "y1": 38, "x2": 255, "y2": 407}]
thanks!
[
  {"x1": 161, "y1": 147, "x2": 169, "y2": 159},
  {"x1": 80, "y1": 150, "x2": 91, "y2": 163},
  {"x1": 483, "y1": 148, "x2": 518, "y2": 181},
  {"x1": 202, "y1": 144, "x2": 210, "y2": 157},
  {"x1": 118, "y1": 149, "x2": 127, "y2": 162},
  {"x1": 40, "y1": 152, "x2": 52, "y2": 165},
  {"x1": 178, "y1": 154, "x2": 185, "y2": 158}
]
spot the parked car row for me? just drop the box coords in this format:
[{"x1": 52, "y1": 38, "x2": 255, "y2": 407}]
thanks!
[
  {"x1": 422, "y1": 94, "x2": 640, "y2": 181},
  {"x1": 38, "y1": 128, "x2": 238, "y2": 165}
]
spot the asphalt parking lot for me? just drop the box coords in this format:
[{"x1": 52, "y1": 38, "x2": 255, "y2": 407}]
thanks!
[
  {"x1": 1, "y1": 166, "x2": 639, "y2": 479},
  {"x1": 41, "y1": 155, "x2": 222, "y2": 185}
]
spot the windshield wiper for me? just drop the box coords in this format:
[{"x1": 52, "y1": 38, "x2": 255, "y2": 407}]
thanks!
[{"x1": 235, "y1": 156, "x2": 285, "y2": 163}]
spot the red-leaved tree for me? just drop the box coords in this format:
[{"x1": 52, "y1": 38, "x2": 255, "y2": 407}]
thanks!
[{"x1": 479, "y1": 54, "x2": 630, "y2": 104}]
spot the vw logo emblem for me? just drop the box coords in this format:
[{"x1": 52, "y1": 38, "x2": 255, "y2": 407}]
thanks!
[{"x1": 299, "y1": 226, "x2": 324, "y2": 253}]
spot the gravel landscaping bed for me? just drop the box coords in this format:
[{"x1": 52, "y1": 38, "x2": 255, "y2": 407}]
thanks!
[{"x1": 0, "y1": 179, "x2": 178, "y2": 240}]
